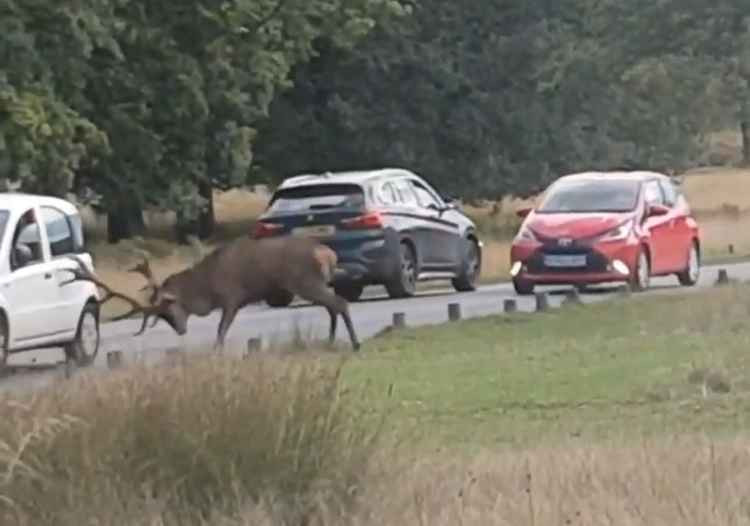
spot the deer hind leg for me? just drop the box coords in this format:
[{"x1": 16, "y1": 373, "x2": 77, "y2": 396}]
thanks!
[
  {"x1": 215, "y1": 304, "x2": 240, "y2": 350},
  {"x1": 326, "y1": 306, "x2": 337, "y2": 345},
  {"x1": 295, "y1": 283, "x2": 360, "y2": 351}
]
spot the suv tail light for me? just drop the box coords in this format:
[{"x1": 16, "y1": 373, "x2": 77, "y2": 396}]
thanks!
[
  {"x1": 339, "y1": 211, "x2": 384, "y2": 230},
  {"x1": 252, "y1": 221, "x2": 283, "y2": 238}
]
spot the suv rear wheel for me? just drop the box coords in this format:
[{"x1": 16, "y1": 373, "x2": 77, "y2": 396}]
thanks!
[
  {"x1": 265, "y1": 289, "x2": 295, "y2": 308},
  {"x1": 334, "y1": 282, "x2": 364, "y2": 302},
  {"x1": 64, "y1": 302, "x2": 100, "y2": 367},
  {"x1": 385, "y1": 242, "x2": 417, "y2": 299},
  {"x1": 452, "y1": 238, "x2": 481, "y2": 292}
]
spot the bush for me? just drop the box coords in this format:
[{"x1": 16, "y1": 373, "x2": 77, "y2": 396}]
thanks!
[{"x1": 0, "y1": 353, "x2": 384, "y2": 525}]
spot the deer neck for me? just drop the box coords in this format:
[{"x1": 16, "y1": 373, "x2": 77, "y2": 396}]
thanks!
[{"x1": 166, "y1": 268, "x2": 215, "y2": 317}]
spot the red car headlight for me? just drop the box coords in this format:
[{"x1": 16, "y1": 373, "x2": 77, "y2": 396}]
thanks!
[
  {"x1": 514, "y1": 224, "x2": 538, "y2": 242},
  {"x1": 595, "y1": 219, "x2": 633, "y2": 243}
]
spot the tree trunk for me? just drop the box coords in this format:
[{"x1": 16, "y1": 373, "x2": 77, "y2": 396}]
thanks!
[
  {"x1": 175, "y1": 210, "x2": 197, "y2": 245},
  {"x1": 197, "y1": 180, "x2": 215, "y2": 239},
  {"x1": 107, "y1": 198, "x2": 145, "y2": 244},
  {"x1": 741, "y1": 120, "x2": 750, "y2": 166}
]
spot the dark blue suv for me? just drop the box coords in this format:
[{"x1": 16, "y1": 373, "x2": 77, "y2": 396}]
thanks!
[{"x1": 252, "y1": 168, "x2": 483, "y2": 304}]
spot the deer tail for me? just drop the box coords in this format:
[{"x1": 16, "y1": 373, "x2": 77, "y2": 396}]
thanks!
[{"x1": 313, "y1": 245, "x2": 338, "y2": 283}]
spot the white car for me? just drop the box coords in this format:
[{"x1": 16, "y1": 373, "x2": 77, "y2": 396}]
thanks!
[{"x1": 0, "y1": 193, "x2": 100, "y2": 368}]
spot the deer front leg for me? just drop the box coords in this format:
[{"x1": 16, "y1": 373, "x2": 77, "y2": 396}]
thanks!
[
  {"x1": 337, "y1": 300, "x2": 360, "y2": 351},
  {"x1": 214, "y1": 305, "x2": 240, "y2": 351}
]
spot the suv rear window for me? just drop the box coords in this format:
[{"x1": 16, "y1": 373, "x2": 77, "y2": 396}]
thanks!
[{"x1": 267, "y1": 184, "x2": 365, "y2": 213}]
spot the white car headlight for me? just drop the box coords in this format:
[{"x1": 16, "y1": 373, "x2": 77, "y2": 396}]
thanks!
[{"x1": 597, "y1": 219, "x2": 633, "y2": 242}]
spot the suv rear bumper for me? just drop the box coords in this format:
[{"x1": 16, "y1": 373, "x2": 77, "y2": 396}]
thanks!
[{"x1": 326, "y1": 229, "x2": 402, "y2": 285}]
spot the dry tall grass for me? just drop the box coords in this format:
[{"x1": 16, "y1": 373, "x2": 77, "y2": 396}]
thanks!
[
  {"x1": 2, "y1": 350, "x2": 750, "y2": 524},
  {"x1": 343, "y1": 436, "x2": 750, "y2": 526},
  {"x1": 0, "y1": 353, "x2": 385, "y2": 526}
]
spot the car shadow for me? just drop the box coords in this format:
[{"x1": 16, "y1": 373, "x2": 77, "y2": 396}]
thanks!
[{"x1": 277, "y1": 287, "x2": 459, "y2": 310}]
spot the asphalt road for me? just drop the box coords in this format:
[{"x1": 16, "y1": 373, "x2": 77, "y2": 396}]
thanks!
[{"x1": 2, "y1": 260, "x2": 750, "y2": 394}]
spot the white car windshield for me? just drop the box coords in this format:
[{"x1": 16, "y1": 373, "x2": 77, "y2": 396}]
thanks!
[{"x1": 537, "y1": 179, "x2": 640, "y2": 213}]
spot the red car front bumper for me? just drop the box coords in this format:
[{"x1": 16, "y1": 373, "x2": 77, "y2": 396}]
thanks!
[{"x1": 510, "y1": 237, "x2": 640, "y2": 285}]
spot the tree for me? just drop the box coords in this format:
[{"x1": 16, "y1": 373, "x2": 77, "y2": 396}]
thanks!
[
  {"x1": 82, "y1": 0, "x2": 408, "y2": 242},
  {"x1": 254, "y1": 0, "x2": 737, "y2": 200},
  {"x1": 0, "y1": 1, "x2": 117, "y2": 195}
]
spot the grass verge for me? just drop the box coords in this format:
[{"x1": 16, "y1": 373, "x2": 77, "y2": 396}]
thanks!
[{"x1": 343, "y1": 282, "x2": 750, "y2": 450}]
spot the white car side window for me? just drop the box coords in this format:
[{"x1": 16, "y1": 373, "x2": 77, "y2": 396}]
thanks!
[
  {"x1": 10, "y1": 209, "x2": 44, "y2": 269},
  {"x1": 41, "y1": 206, "x2": 75, "y2": 257}
]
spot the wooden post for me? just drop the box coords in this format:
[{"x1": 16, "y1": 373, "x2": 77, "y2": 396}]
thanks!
[
  {"x1": 164, "y1": 347, "x2": 184, "y2": 366},
  {"x1": 563, "y1": 288, "x2": 581, "y2": 306},
  {"x1": 535, "y1": 292, "x2": 549, "y2": 312},
  {"x1": 392, "y1": 312, "x2": 406, "y2": 329},
  {"x1": 245, "y1": 337, "x2": 262, "y2": 357},
  {"x1": 503, "y1": 299, "x2": 517, "y2": 313},
  {"x1": 448, "y1": 303, "x2": 462, "y2": 321},
  {"x1": 106, "y1": 350, "x2": 123, "y2": 369},
  {"x1": 716, "y1": 269, "x2": 730, "y2": 286},
  {"x1": 64, "y1": 359, "x2": 74, "y2": 379}
]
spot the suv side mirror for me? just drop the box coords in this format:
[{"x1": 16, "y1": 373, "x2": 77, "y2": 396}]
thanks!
[{"x1": 13, "y1": 244, "x2": 33, "y2": 268}]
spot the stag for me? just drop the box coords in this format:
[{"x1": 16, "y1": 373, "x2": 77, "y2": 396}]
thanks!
[{"x1": 63, "y1": 236, "x2": 361, "y2": 350}]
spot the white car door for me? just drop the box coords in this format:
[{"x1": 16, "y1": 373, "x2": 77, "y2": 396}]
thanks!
[
  {"x1": 2, "y1": 207, "x2": 66, "y2": 347},
  {"x1": 40, "y1": 205, "x2": 90, "y2": 334}
]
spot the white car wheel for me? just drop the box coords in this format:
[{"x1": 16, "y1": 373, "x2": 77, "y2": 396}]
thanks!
[{"x1": 65, "y1": 304, "x2": 100, "y2": 367}]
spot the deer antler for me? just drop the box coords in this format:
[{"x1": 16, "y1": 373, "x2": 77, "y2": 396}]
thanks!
[
  {"x1": 129, "y1": 257, "x2": 160, "y2": 300},
  {"x1": 61, "y1": 256, "x2": 157, "y2": 336}
]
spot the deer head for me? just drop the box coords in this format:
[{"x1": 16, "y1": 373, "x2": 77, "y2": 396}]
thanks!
[
  {"x1": 63, "y1": 256, "x2": 188, "y2": 336},
  {"x1": 128, "y1": 258, "x2": 189, "y2": 335}
]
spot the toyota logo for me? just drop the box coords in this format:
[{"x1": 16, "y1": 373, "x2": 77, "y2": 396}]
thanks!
[{"x1": 558, "y1": 238, "x2": 573, "y2": 247}]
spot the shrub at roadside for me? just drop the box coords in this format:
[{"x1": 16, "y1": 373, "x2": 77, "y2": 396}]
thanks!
[{"x1": 0, "y1": 354, "x2": 385, "y2": 525}]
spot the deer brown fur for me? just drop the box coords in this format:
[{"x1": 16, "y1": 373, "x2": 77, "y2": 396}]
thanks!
[{"x1": 64, "y1": 236, "x2": 361, "y2": 351}]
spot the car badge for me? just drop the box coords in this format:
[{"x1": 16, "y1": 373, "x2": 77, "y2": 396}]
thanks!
[{"x1": 558, "y1": 238, "x2": 573, "y2": 247}]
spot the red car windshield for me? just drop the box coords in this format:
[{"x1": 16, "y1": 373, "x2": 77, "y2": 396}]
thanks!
[{"x1": 536, "y1": 179, "x2": 640, "y2": 213}]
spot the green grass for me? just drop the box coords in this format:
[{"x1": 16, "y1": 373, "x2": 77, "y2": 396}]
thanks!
[{"x1": 343, "y1": 283, "x2": 750, "y2": 452}]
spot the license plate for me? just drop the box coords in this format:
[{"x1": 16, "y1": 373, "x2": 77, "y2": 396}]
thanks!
[
  {"x1": 292, "y1": 225, "x2": 336, "y2": 238},
  {"x1": 544, "y1": 254, "x2": 587, "y2": 268}
]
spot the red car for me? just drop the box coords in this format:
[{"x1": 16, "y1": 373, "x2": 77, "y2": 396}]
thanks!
[{"x1": 509, "y1": 171, "x2": 701, "y2": 295}]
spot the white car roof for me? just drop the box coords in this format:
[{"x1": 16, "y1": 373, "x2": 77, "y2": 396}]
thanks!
[{"x1": 0, "y1": 193, "x2": 79, "y2": 216}]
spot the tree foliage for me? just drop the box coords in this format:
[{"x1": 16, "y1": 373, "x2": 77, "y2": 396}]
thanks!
[
  {"x1": 254, "y1": 0, "x2": 750, "y2": 200},
  {"x1": 2, "y1": 0, "x2": 750, "y2": 240},
  {"x1": 1, "y1": 0, "x2": 405, "y2": 241}
]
